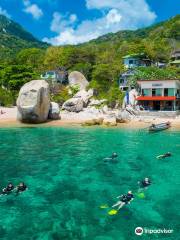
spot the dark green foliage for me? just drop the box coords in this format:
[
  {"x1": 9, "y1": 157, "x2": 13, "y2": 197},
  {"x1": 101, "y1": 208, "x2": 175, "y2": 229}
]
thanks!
[
  {"x1": 89, "y1": 64, "x2": 124, "y2": 107},
  {"x1": 70, "y1": 63, "x2": 93, "y2": 79},
  {"x1": 0, "y1": 14, "x2": 179, "y2": 107},
  {"x1": 0, "y1": 64, "x2": 37, "y2": 90},
  {"x1": 128, "y1": 67, "x2": 180, "y2": 87},
  {"x1": 0, "y1": 88, "x2": 14, "y2": 106},
  {"x1": 0, "y1": 14, "x2": 48, "y2": 60},
  {"x1": 16, "y1": 48, "x2": 45, "y2": 72},
  {"x1": 51, "y1": 85, "x2": 69, "y2": 106}
]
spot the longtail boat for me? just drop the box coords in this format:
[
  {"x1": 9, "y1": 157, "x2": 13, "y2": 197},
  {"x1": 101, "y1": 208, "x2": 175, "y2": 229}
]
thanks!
[{"x1": 149, "y1": 122, "x2": 171, "y2": 132}]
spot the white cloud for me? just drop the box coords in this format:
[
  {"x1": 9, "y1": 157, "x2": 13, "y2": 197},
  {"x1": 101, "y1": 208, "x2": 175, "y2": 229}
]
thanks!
[
  {"x1": 23, "y1": 0, "x2": 43, "y2": 19},
  {"x1": 0, "y1": 6, "x2": 10, "y2": 18},
  {"x1": 50, "y1": 12, "x2": 77, "y2": 33},
  {"x1": 44, "y1": 0, "x2": 156, "y2": 45}
]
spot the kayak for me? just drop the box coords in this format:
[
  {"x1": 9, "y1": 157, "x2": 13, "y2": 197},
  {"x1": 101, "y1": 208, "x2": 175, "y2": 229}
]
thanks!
[{"x1": 149, "y1": 122, "x2": 171, "y2": 132}]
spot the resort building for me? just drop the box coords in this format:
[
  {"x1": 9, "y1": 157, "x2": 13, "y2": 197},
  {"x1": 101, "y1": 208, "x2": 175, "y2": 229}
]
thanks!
[
  {"x1": 122, "y1": 53, "x2": 152, "y2": 69},
  {"x1": 118, "y1": 70, "x2": 134, "y2": 91},
  {"x1": 136, "y1": 79, "x2": 180, "y2": 111},
  {"x1": 169, "y1": 50, "x2": 180, "y2": 68},
  {"x1": 41, "y1": 67, "x2": 68, "y2": 84}
]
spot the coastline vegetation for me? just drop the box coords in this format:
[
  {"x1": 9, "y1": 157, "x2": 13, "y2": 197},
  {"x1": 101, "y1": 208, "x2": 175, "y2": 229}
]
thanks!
[{"x1": 0, "y1": 14, "x2": 179, "y2": 107}]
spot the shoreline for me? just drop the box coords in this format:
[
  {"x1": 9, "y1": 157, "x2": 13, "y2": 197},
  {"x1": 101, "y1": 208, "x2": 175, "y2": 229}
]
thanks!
[{"x1": 0, "y1": 107, "x2": 180, "y2": 130}]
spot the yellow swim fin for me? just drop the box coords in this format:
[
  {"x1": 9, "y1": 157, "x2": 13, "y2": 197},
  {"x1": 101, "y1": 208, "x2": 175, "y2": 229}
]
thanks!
[
  {"x1": 108, "y1": 209, "x2": 118, "y2": 215},
  {"x1": 100, "y1": 204, "x2": 109, "y2": 209}
]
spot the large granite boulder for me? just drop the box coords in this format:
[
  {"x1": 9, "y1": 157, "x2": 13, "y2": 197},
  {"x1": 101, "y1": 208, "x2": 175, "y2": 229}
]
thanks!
[
  {"x1": 74, "y1": 89, "x2": 93, "y2": 106},
  {"x1": 68, "y1": 71, "x2": 89, "y2": 90},
  {"x1": 62, "y1": 97, "x2": 84, "y2": 112},
  {"x1": 48, "y1": 102, "x2": 60, "y2": 120},
  {"x1": 17, "y1": 80, "x2": 50, "y2": 123}
]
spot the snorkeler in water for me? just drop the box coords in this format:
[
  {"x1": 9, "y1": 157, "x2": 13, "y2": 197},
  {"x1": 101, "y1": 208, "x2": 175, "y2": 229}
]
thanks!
[
  {"x1": 15, "y1": 182, "x2": 27, "y2": 194},
  {"x1": 1, "y1": 183, "x2": 14, "y2": 195},
  {"x1": 104, "y1": 152, "x2": 118, "y2": 163},
  {"x1": 156, "y1": 152, "x2": 172, "y2": 159},
  {"x1": 139, "y1": 178, "x2": 151, "y2": 188},
  {"x1": 112, "y1": 191, "x2": 134, "y2": 210}
]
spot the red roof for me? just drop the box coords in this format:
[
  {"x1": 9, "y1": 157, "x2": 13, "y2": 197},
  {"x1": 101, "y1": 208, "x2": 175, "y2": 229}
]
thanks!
[{"x1": 136, "y1": 96, "x2": 176, "y2": 101}]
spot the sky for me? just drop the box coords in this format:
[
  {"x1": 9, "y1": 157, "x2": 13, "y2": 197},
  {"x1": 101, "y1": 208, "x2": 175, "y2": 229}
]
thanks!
[{"x1": 0, "y1": 0, "x2": 179, "y2": 45}]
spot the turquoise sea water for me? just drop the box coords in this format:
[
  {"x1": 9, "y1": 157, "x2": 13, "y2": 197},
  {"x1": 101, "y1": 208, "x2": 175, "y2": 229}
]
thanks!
[{"x1": 0, "y1": 126, "x2": 179, "y2": 240}]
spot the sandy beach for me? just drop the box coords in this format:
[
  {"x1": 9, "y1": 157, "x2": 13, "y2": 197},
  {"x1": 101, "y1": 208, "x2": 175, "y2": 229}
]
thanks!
[{"x1": 0, "y1": 106, "x2": 180, "y2": 129}]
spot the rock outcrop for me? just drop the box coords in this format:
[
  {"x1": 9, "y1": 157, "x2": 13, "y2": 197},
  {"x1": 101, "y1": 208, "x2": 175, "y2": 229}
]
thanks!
[
  {"x1": 62, "y1": 97, "x2": 84, "y2": 112},
  {"x1": 116, "y1": 109, "x2": 133, "y2": 123},
  {"x1": 48, "y1": 102, "x2": 60, "y2": 120},
  {"x1": 89, "y1": 99, "x2": 107, "y2": 107},
  {"x1": 103, "y1": 116, "x2": 117, "y2": 126},
  {"x1": 74, "y1": 89, "x2": 93, "y2": 106},
  {"x1": 17, "y1": 80, "x2": 50, "y2": 123},
  {"x1": 62, "y1": 89, "x2": 93, "y2": 112},
  {"x1": 68, "y1": 71, "x2": 89, "y2": 90},
  {"x1": 82, "y1": 118, "x2": 104, "y2": 126}
]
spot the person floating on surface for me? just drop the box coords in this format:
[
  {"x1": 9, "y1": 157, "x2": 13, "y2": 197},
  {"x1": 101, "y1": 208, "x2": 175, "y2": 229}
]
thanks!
[
  {"x1": 104, "y1": 152, "x2": 118, "y2": 162},
  {"x1": 15, "y1": 182, "x2": 27, "y2": 194},
  {"x1": 156, "y1": 152, "x2": 172, "y2": 159},
  {"x1": 111, "y1": 152, "x2": 118, "y2": 159},
  {"x1": 112, "y1": 191, "x2": 134, "y2": 210},
  {"x1": 139, "y1": 178, "x2": 151, "y2": 188},
  {"x1": 1, "y1": 183, "x2": 14, "y2": 195}
]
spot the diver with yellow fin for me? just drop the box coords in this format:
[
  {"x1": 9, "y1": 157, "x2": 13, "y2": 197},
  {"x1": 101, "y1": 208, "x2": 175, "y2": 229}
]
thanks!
[{"x1": 112, "y1": 191, "x2": 134, "y2": 210}]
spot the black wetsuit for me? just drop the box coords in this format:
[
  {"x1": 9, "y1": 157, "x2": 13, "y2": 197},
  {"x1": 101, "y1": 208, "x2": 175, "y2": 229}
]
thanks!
[
  {"x1": 121, "y1": 193, "x2": 134, "y2": 204},
  {"x1": 163, "y1": 153, "x2": 171, "y2": 158},
  {"x1": 17, "y1": 184, "x2": 27, "y2": 193},
  {"x1": 141, "y1": 180, "x2": 151, "y2": 188},
  {"x1": 2, "y1": 185, "x2": 14, "y2": 194},
  {"x1": 112, "y1": 153, "x2": 118, "y2": 159}
]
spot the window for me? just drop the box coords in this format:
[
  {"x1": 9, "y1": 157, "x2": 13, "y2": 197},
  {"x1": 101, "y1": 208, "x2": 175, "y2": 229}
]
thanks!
[
  {"x1": 156, "y1": 89, "x2": 162, "y2": 96},
  {"x1": 152, "y1": 88, "x2": 162, "y2": 96},
  {"x1": 168, "y1": 88, "x2": 175, "y2": 96},
  {"x1": 164, "y1": 88, "x2": 168, "y2": 96},
  {"x1": 142, "y1": 89, "x2": 151, "y2": 96}
]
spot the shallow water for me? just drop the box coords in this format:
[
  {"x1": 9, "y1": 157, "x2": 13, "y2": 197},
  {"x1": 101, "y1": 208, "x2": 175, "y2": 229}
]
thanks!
[{"x1": 0, "y1": 127, "x2": 179, "y2": 240}]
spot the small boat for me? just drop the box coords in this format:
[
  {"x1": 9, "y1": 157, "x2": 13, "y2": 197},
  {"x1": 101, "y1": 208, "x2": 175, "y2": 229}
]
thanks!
[{"x1": 149, "y1": 122, "x2": 171, "y2": 132}]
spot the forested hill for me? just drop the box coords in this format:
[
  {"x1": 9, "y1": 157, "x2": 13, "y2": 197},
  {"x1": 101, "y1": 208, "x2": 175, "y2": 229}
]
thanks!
[
  {"x1": 87, "y1": 15, "x2": 180, "y2": 45},
  {"x1": 0, "y1": 14, "x2": 48, "y2": 58},
  {"x1": 79, "y1": 14, "x2": 180, "y2": 63},
  {"x1": 0, "y1": 14, "x2": 179, "y2": 107}
]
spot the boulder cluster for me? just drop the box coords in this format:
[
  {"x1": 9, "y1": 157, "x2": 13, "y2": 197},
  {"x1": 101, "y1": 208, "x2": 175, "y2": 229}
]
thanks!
[{"x1": 16, "y1": 71, "x2": 134, "y2": 125}]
